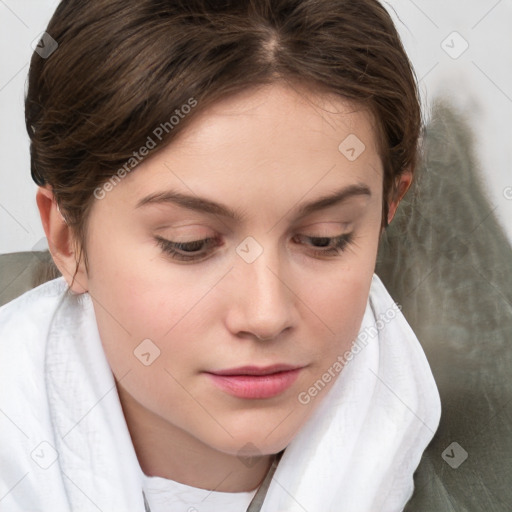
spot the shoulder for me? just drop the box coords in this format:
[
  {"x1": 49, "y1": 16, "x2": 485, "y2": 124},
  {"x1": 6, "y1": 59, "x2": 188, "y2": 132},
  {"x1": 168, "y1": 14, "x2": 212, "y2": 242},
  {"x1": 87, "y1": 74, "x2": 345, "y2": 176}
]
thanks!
[
  {"x1": 0, "y1": 277, "x2": 76, "y2": 506},
  {"x1": 0, "y1": 276, "x2": 69, "y2": 327},
  {"x1": 0, "y1": 276, "x2": 72, "y2": 363}
]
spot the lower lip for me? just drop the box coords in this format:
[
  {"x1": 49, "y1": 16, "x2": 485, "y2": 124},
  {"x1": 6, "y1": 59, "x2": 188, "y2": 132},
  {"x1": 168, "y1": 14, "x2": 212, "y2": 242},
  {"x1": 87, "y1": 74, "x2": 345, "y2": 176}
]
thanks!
[{"x1": 206, "y1": 369, "x2": 302, "y2": 399}]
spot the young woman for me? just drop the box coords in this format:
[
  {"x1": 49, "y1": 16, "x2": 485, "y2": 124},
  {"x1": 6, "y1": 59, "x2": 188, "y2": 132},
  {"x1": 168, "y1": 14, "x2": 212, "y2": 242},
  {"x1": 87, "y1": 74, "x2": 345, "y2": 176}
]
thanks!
[{"x1": 0, "y1": 1, "x2": 441, "y2": 510}]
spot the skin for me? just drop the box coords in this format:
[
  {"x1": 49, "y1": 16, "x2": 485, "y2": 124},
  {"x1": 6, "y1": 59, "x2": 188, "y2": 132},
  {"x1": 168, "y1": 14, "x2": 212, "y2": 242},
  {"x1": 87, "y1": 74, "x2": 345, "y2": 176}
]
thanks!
[{"x1": 37, "y1": 81, "x2": 411, "y2": 493}]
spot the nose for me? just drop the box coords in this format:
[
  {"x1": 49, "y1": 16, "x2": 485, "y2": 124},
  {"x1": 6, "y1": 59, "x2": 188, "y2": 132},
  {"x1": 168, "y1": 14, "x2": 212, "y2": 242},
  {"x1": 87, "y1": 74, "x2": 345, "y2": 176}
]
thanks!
[{"x1": 225, "y1": 248, "x2": 296, "y2": 342}]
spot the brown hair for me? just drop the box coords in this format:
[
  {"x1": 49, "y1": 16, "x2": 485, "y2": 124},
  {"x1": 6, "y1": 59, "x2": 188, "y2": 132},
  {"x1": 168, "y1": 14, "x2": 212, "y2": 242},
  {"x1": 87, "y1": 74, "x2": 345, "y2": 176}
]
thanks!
[{"x1": 25, "y1": 0, "x2": 422, "y2": 286}]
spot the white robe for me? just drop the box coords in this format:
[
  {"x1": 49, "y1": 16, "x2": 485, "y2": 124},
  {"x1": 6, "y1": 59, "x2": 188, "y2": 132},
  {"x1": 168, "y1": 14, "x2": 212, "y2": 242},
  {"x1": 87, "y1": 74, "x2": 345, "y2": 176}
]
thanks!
[{"x1": 0, "y1": 274, "x2": 441, "y2": 512}]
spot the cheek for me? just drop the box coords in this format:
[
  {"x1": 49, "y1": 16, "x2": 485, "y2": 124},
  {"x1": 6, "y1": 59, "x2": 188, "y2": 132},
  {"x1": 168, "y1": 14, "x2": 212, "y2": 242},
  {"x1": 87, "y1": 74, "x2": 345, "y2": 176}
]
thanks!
[
  {"x1": 304, "y1": 269, "x2": 372, "y2": 352},
  {"x1": 88, "y1": 267, "x2": 203, "y2": 372},
  {"x1": 84, "y1": 231, "x2": 185, "y2": 372},
  {"x1": 295, "y1": 228, "x2": 379, "y2": 359},
  {"x1": 85, "y1": 220, "x2": 200, "y2": 331}
]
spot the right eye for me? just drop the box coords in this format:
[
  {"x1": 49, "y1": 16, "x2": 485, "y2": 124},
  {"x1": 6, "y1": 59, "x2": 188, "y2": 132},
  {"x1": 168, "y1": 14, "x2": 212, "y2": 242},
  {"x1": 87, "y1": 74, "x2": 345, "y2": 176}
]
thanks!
[{"x1": 155, "y1": 236, "x2": 220, "y2": 262}]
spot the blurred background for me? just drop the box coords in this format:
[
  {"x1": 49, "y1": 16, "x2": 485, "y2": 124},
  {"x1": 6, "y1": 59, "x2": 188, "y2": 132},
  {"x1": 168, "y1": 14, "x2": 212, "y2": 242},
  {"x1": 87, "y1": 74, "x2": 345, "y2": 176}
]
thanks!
[{"x1": 1, "y1": 0, "x2": 511, "y2": 253}]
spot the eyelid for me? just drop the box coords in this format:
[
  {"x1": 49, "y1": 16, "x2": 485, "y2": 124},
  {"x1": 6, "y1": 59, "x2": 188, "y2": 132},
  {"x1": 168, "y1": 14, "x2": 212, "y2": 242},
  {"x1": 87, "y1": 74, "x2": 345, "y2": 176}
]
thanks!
[
  {"x1": 295, "y1": 223, "x2": 353, "y2": 238},
  {"x1": 154, "y1": 230, "x2": 355, "y2": 263},
  {"x1": 299, "y1": 220, "x2": 352, "y2": 228},
  {"x1": 154, "y1": 224, "x2": 214, "y2": 235},
  {"x1": 154, "y1": 235, "x2": 220, "y2": 262},
  {"x1": 154, "y1": 221, "x2": 352, "y2": 249}
]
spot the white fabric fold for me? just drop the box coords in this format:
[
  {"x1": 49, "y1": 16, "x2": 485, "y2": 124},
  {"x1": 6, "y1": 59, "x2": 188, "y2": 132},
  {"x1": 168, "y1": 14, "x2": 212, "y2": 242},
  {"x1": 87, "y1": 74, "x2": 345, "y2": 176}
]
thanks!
[{"x1": 0, "y1": 274, "x2": 441, "y2": 512}]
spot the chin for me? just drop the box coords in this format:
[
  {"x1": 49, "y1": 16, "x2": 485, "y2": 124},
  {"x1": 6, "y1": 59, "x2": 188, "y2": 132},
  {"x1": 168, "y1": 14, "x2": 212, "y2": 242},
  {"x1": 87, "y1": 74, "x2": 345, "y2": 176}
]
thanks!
[{"x1": 199, "y1": 410, "x2": 305, "y2": 458}]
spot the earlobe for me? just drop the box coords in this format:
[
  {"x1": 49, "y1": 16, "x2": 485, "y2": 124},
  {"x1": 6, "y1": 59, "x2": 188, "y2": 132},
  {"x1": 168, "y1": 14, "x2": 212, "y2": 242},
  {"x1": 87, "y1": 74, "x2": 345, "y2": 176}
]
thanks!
[
  {"x1": 386, "y1": 170, "x2": 413, "y2": 225},
  {"x1": 35, "y1": 186, "x2": 88, "y2": 294}
]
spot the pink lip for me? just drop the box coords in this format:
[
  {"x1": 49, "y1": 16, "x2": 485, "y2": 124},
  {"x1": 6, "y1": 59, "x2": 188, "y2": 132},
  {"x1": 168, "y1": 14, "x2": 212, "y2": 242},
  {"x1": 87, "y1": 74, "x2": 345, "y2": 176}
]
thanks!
[{"x1": 206, "y1": 365, "x2": 303, "y2": 399}]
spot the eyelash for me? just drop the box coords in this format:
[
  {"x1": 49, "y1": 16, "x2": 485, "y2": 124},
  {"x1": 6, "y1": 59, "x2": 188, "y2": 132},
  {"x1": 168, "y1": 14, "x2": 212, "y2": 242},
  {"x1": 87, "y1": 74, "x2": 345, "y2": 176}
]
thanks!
[{"x1": 154, "y1": 232, "x2": 354, "y2": 262}]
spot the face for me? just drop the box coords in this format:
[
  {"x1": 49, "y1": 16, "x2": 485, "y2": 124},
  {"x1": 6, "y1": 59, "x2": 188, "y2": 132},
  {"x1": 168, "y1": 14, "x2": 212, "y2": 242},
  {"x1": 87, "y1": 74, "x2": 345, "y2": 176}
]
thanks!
[{"x1": 80, "y1": 82, "x2": 384, "y2": 459}]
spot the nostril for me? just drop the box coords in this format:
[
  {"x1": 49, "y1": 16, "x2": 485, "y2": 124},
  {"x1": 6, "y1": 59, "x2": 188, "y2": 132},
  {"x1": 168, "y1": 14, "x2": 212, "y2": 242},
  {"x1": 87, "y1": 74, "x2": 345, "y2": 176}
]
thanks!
[{"x1": 255, "y1": 334, "x2": 274, "y2": 341}]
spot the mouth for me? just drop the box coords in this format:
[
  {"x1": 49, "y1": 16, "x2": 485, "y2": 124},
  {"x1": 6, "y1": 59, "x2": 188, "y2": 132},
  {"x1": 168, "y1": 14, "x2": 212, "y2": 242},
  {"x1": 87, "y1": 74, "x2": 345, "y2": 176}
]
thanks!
[{"x1": 205, "y1": 364, "x2": 304, "y2": 399}]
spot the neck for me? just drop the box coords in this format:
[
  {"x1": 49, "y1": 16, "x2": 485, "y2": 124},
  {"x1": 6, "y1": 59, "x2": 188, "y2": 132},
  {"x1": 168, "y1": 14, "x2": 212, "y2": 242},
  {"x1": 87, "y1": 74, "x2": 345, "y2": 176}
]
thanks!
[{"x1": 116, "y1": 382, "x2": 275, "y2": 492}]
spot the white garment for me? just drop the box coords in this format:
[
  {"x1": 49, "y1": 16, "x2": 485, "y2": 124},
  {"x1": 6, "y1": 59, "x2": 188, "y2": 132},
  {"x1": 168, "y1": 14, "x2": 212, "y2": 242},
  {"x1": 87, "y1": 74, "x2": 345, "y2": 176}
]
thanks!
[
  {"x1": 0, "y1": 274, "x2": 441, "y2": 512},
  {"x1": 141, "y1": 471, "x2": 257, "y2": 511}
]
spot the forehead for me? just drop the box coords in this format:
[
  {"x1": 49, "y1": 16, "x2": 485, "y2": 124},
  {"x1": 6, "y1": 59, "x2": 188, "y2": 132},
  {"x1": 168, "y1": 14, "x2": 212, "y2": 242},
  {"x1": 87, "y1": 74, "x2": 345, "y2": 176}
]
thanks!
[
  {"x1": 96, "y1": 82, "x2": 383, "y2": 219},
  {"x1": 169, "y1": 82, "x2": 380, "y2": 158}
]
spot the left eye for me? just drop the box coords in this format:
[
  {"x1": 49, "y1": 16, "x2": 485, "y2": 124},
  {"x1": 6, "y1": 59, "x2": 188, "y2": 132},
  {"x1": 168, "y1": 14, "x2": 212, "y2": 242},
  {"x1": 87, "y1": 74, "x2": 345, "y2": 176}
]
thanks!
[
  {"x1": 155, "y1": 232, "x2": 354, "y2": 262},
  {"x1": 292, "y1": 233, "x2": 354, "y2": 256}
]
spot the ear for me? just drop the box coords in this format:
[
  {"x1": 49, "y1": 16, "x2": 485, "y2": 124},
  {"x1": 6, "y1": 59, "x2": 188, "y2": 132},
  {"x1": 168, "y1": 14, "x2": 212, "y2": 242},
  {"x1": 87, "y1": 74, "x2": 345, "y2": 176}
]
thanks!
[
  {"x1": 35, "y1": 185, "x2": 88, "y2": 294},
  {"x1": 386, "y1": 170, "x2": 413, "y2": 225}
]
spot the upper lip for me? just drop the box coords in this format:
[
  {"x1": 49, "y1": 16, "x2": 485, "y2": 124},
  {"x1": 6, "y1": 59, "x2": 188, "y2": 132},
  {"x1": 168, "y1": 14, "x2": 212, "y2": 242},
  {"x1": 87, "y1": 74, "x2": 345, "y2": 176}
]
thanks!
[{"x1": 207, "y1": 364, "x2": 303, "y2": 376}]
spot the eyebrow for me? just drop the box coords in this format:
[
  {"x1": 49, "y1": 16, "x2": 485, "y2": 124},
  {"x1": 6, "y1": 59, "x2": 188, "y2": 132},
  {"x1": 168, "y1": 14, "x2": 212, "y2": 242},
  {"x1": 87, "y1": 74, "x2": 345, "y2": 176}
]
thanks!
[{"x1": 135, "y1": 183, "x2": 371, "y2": 222}]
